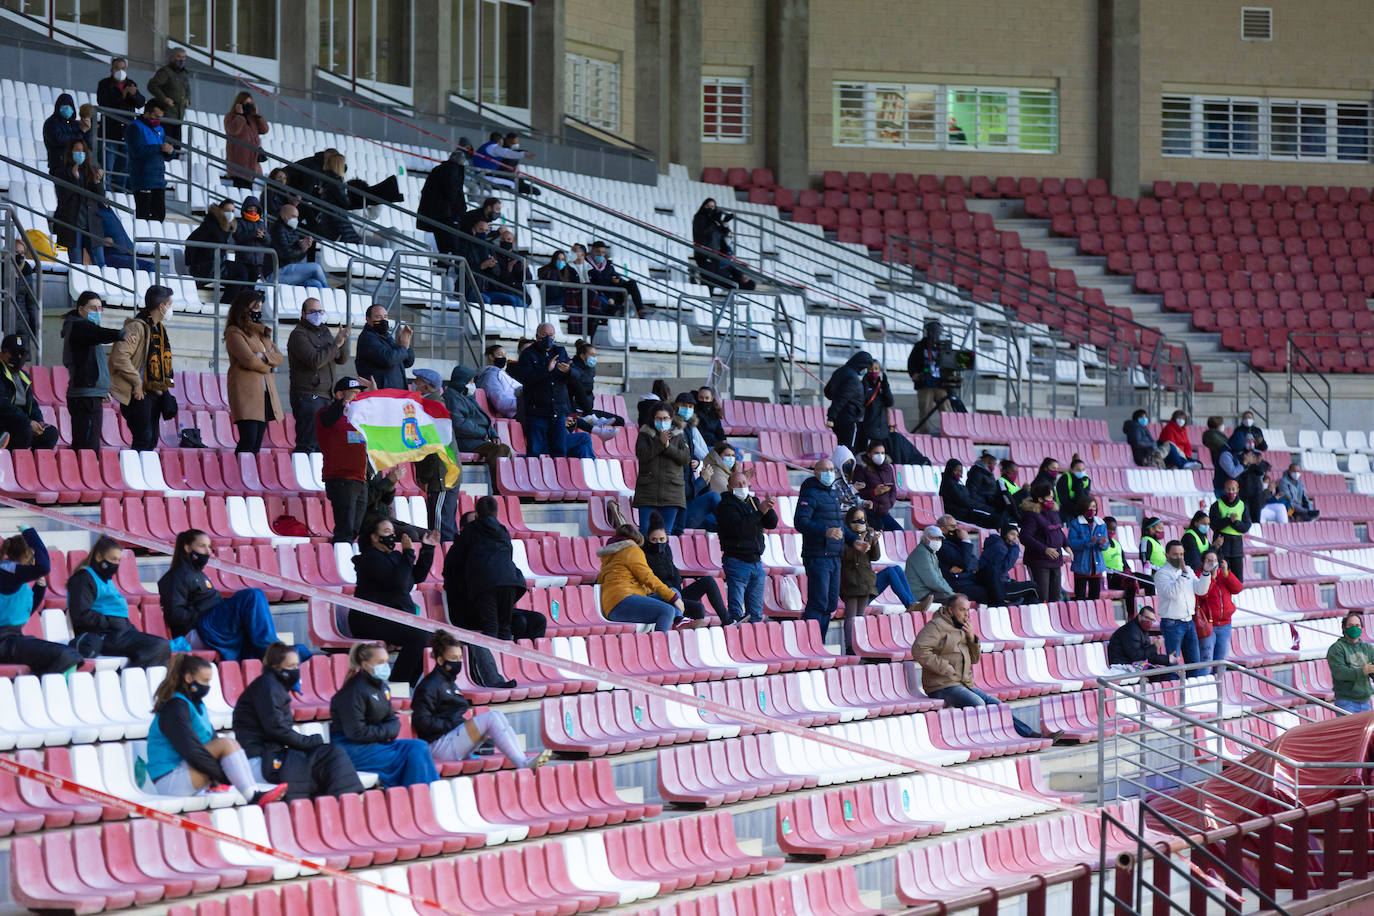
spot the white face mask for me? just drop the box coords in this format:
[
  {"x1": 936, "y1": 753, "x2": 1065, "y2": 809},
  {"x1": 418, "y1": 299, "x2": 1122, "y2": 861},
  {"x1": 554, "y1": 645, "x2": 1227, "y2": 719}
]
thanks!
[
  {"x1": 465, "y1": 382, "x2": 476, "y2": 396},
  {"x1": 305, "y1": 311, "x2": 325, "y2": 327},
  {"x1": 114, "y1": 69, "x2": 127, "y2": 81},
  {"x1": 1242, "y1": 417, "x2": 1253, "y2": 427},
  {"x1": 286, "y1": 217, "x2": 299, "y2": 230},
  {"x1": 731, "y1": 487, "x2": 750, "y2": 500},
  {"x1": 870, "y1": 453, "x2": 885, "y2": 466},
  {"x1": 1175, "y1": 418, "x2": 1185, "y2": 427}
]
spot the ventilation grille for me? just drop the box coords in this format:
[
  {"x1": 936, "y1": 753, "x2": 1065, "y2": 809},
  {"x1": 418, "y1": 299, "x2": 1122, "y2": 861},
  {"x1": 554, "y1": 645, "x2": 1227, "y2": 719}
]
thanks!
[{"x1": 1241, "y1": 7, "x2": 1272, "y2": 40}]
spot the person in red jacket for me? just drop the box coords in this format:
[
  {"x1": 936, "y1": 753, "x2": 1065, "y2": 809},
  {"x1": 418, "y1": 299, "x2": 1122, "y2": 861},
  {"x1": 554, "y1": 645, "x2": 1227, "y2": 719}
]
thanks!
[
  {"x1": 317, "y1": 376, "x2": 370, "y2": 542},
  {"x1": 1196, "y1": 549, "x2": 1240, "y2": 675},
  {"x1": 1157, "y1": 409, "x2": 1203, "y2": 470}
]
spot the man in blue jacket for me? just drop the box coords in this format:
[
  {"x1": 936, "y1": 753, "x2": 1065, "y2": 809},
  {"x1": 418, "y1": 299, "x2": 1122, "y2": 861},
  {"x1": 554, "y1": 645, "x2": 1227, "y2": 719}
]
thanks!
[
  {"x1": 793, "y1": 458, "x2": 844, "y2": 639},
  {"x1": 515, "y1": 322, "x2": 592, "y2": 459},
  {"x1": 976, "y1": 523, "x2": 1041, "y2": 607},
  {"x1": 124, "y1": 100, "x2": 174, "y2": 220},
  {"x1": 354, "y1": 304, "x2": 415, "y2": 390}
]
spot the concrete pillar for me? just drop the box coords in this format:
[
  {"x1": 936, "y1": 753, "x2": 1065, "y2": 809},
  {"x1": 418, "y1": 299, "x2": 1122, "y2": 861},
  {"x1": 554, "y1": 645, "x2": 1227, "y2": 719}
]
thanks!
[
  {"x1": 412, "y1": 0, "x2": 454, "y2": 117},
  {"x1": 278, "y1": 0, "x2": 321, "y2": 92},
  {"x1": 666, "y1": 0, "x2": 702, "y2": 176},
  {"x1": 126, "y1": 0, "x2": 169, "y2": 66},
  {"x1": 765, "y1": 0, "x2": 809, "y2": 189},
  {"x1": 529, "y1": 0, "x2": 564, "y2": 136},
  {"x1": 1098, "y1": 0, "x2": 1142, "y2": 197},
  {"x1": 634, "y1": 0, "x2": 669, "y2": 168}
]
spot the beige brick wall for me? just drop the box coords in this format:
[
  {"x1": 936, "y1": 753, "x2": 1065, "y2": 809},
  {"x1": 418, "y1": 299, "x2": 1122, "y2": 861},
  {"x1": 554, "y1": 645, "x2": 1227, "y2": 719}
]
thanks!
[
  {"x1": 565, "y1": 0, "x2": 637, "y2": 138},
  {"x1": 700, "y1": 0, "x2": 767, "y2": 170},
  {"x1": 1137, "y1": 0, "x2": 1374, "y2": 189}
]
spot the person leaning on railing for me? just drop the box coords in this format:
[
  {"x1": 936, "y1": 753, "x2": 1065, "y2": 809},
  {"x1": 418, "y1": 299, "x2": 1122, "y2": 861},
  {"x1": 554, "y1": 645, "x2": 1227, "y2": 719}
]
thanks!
[{"x1": 1327, "y1": 612, "x2": 1374, "y2": 715}]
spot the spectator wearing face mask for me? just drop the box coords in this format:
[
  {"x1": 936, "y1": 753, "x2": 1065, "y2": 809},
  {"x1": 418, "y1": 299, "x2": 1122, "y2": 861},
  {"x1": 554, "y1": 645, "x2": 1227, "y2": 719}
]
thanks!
[
  {"x1": 1055, "y1": 455, "x2": 1091, "y2": 509},
  {"x1": 67, "y1": 536, "x2": 170, "y2": 666},
  {"x1": 976, "y1": 523, "x2": 1041, "y2": 607},
  {"x1": 538, "y1": 250, "x2": 601, "y2": 331},
  {"x1": 355, "y1": 304, "x2": 415, "y2": 390},
  {"x1": 331, "y1": 643, "x2": 439, "y2": 788},
  {"x1": 824, "y1": 351, "x2": 874, "y2": 453},
  {"x1": 670, "y1": 392, "x2": 710, "y2": 535},
  {"x1": 53, "y1": 139, "x2": 109, "y2": 267},
  {"x1": 159, "y1": 529, "x2": 305, "y2": 661},
  {"x1": 146, "y1": 48, "x2": 190, "y2": 146},
  {"x1": 1227, "y1": 411, "x2": 1268, "y2": 454},
  {"x1": 852, "y1": 441, "x2": 901, "y2": 531},
  {"x1": 904, "y1": 525, "x2": 955, "y2": 614},
  {"x1": 586, "y1": 241, "x2": 646, "y2": 319},
  {"x1": 1158, "y1": 410, "x2": 1203, "y2": 470},
  {"x1": 232, "y1": 642, "x2": 364, "y2": 800},
  {"x1": 939, "y1": 459, "x2": 998, "y2": 529},
  {"x1": 1277, "y1": 464, "x2": 1320, "y2": 522},
  {"x1": 795, "y1": 459, "x2": 846, "y2": 638},
  {"x1": 225, "y1": 91, "x2": 269, "y2": 189},
  {"x1": 231, "y1": 196, "x2": 272, "y2": 280},
  {"x1": 476, "y1": 344, "x2": 520, "y2": 419},
  {"x1": 223, "y1": 292, "x2": 282, "y2": 455},
  {"x1": 1195, "y1": 550, "x2": 1239, "y2": 676},
  {"x1": 1201, "y1": 416, "x2": 1229, "y2": 467},
  {"x1": 1030, "y1": 457, "x2": 1060, "y2": 492},
  {"x1": 839, "y1": 506, "x2": 883, "y2": 656},
  {"x1": 519, "y1": 323, "x2": 594, "y2": 458},
  {"x1": 413, "y1": 630, "x2": 551, "y2": 769},
  {"x1": 1139, "y1": 517, "x2": 1167, "y2": 573},
  {"x1": 934, "y1": 514, "x2": 988, "y2": 604},
  {"x1": 96, "y1": 57, "x2": 144, "y2": 187},
  {"x1": 1208, "y1": 479, "x2": 1251, "y2": 582},
  {"x1": 642, "y1": 516, "x2": 719, "y2": 623},
  {"x1": 351, "y1": 517, "x2": 438, "y2": 686},
  {"x1": 43, "y1": 93, "x2": 90, "y2": 179},
  {"x1": 124, "y1": 101, "x2": 174, "y2": 220},
  {"x1": 269, "y1": 203, "x2": 329, "y2": 289},
  {"x1": 1326, "y1": 612, "x2": 1374, "y2": 715},
  {"x1": 634, "y1": 403, "x2": 690, "y2": 535},
  {"x1": 440, "y1": 366, "x2": 511, "y2": 532},
  {"x1": 1020, "y1": 484, "x2": 1070, "y2": 602},
  {"x1": 1181, "y1": 511, "x2": 1213, "y2": 572},
  {"x1": 1103, "y1": 516, "x2": 1141, "y2": 613},
  {"x1": 61, "y1": 292, "x2": 124, "y2": 452},
  {"x1": 1125, "y1": 408, "x2": 1162, "y2": 468},
  {"x1": 0, "y1": 528, "x2": 83, "y2": 674},
  {"x1": 682, "y1": 441, "x2": 737, "y2": 532},
  {"x1": 1154, "y1": 540, "x2": 1212, "y2": 675},
  {"x1": 694, "y1": 386, "x2": 727, "y2": 447},
  {"x1": 418, "y1": 147, "x2": 468, "y2": 255},
  {"x1": 187, "y1": 199, "x2": 254, "y2": 303},
  {"x1": 1066, "y1": 496, "x2": 1109, "y2": 601},
  {"x1": 596, "y1": 525, "x2": 685, "y2": 632},
  {"x1": 715, "y1": 470, "x2": 778, "y2": 624},
  {"x1": 1106, "y1": 605, "x2": 1174, "y2": 676},
  {"x1": 996, "y1": 460, "x2": 1022, "y2": 520},
  {"x1": 147, "y1": 654, "x2": 288, "y2": 805},
  {"x1": 965, "y1": 451, "x2": 1000, "y2": 514},
  {"x1": 859, "y1": 361, "x2": 894, "y2": 451},
  {"x1": 287, "y1": 298, "x2": 349, "y2": 453},
  {"x1": 0, "y1": 334, "x2": 58, "y2": 450},
  {"x1": 568, "y1": 340, "x2": 623, "y2": 433}
]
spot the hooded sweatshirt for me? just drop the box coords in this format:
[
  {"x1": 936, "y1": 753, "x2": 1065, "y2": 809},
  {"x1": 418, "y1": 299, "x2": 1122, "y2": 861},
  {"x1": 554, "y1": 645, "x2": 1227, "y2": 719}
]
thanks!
[
  {"x1": 824, "y1": 350, "x2": 875, "y2": 426},
  {"x1": 43, "y1": 93, "x2": 87, "y2": 175},
  {"x1": 443, "y1": 365, "x2": 498, "y2": 449}
]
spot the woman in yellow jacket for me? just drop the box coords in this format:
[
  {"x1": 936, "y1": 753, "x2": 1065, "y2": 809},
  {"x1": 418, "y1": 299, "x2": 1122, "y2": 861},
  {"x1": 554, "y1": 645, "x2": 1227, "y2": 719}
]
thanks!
[{"x1": 595, "y1": 524, "x2": 685, "y2": 631}]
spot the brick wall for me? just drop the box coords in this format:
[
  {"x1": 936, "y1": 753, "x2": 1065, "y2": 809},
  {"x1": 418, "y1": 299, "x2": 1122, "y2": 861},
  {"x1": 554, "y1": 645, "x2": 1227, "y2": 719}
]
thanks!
[
  {"x1": 699, "y1": 0, "x2": 767, "y2": 170},
  {"x1": 565, "y1": 0, "x2": 637, "y2": 138}
]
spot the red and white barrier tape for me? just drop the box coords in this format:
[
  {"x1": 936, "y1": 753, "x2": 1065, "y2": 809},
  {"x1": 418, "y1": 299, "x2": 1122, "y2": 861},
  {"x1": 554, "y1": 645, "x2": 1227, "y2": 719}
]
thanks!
[{"x1": 0, "y1": 756, "x2": 469, "y2": 914}]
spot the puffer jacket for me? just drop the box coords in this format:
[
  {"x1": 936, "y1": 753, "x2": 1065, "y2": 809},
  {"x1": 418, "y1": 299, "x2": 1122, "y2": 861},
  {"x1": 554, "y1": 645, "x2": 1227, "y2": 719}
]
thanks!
[
  {"x1": 793, "y1": 476, "x2": 844, "y2": 559},
  {"x1": 1196, "y1": 568, "x2": 1241, "y2": 628},
  {"x1": 852, "y1": 458, "x2": 897, "y2": 519},
  {"x1": 912, "y1": 608, "x2": 981, "y2": 693},
  {"x1": 1066, "y1": 515, "x2": 1108, "y2": 576},
  {"x1": 1020, "y1": 508, "x2": 1068, "y2": 571},
  {"x1": 410, "y1": 664, "x2": 471, "y2": 743},
  {"x1": 824, "y1": 351, "x2": 873, "y2": 426},
  {"x1": 1124, "y1": 418, "x2": 1157, "y2": 466},
  {"x1": 632, "y1": 424, "x2": 690, "y2": 509},
  {"x1": 595, "y1": 539, "x2": 675, "y2": 615},
  {"x1": 329, "y1": 670, "x2": 399, "y2": 744}
]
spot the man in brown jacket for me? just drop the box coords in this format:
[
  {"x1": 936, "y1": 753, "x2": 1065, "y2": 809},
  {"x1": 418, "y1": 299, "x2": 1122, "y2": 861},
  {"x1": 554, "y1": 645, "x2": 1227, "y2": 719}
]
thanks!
[
  {"x1": 911, "y1": 594, "x2": 1053, "y2": 739},
  {"x1": 287, "y1": 297, "x2": 349, "y2": 452}
]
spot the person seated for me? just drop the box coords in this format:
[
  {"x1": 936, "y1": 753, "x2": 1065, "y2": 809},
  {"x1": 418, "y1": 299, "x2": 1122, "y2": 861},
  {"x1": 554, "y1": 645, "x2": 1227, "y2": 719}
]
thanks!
[
  {"x1": 231, "y1": 642, "x2": 364, "y2": 800},
  {"x1": 938, "y1": 458, "x2": 998, "y2": 528},
  {"x1": 1277, "y1": 464, "x2": 1320, "y2": 522},
  {"x1": 146, "y1": 653, "x2": 288, "y2": 805},
  {"x1": 994, "y1": 459, "x2": 1021, "y2": 519},
  {"x1": 1124, "y1": 408, "x2": 1163, "y2": 467},
  {"x1": 0, "y1": 333, "x2": 59, "y2": 450},
  {"x1": 935, "y1": 515, "x2": 988, "y2": 604},
  {"x1": 1201, "y1": 416, "x2": 1229, "y2": 467},
  {"x1": 493, "y1": 228, "x2": 531, "y2": 303},
  {"x1": 476, "y1": 343, "x2": 521, "y2": 420},
  {"x1": 413, "y1": 630, "x2": 552, "y2": 769},
  {"x1": 231, "y1": 195, "x2": 273, "y2": 280},
  {"x1": 1054, "y1": 454, "x2": 1091, "y2": 508},
  {"x1": 903, "y1": 525, "x2": 956, "y2": 614},
  {"x1": 883, "y1": 429, "x2": 931, "y2": 467},
  {"x1": 186, "y1": 199, "x2": 254, "y2": 303},
  {"x1": 453, "y1": 508, "x2": 546, "y2": 647},
  {"x1": 350, "y1": 516, "x2": 438, "y2": 686},
  {"x1": 1227, "y1": 411, "x2": 1267, "y2": 454},
  {"x1": 1213, "y1": 443, "x2": 1245, "y2": 498},
  {"x1": 0, "y1": 528, "x2": 82, "y2": 674},
  {"x1": 682, "y1": 441, "x2": 738, "y2": 532},
  {"x1": 68, "y1": 536, "x2": 171, "y2": 666},
  {"x1": 538, "y1": 249, "x2": 604, "y2": 333},
  {"x1": 965, "y1": 451, "x2": 1000, "y2": 516},
  {"x1": 690, "y1": 199, "x2": 755, "y2": 293},
  {"x1": 1030, "y1": 457, "x2": 1061, "y2": 492},
  {"x1": 586, "y1": 240, "x2": 647, "y2": 318},
  {"x1": 268, "y1": 203, "x2": 329, "y2": 289},
  {"x1": 329, "y1": 642, "x2": 439, "y2": 788},
  {"x1": 975, "y1": 523, "x2": 1041, "y2": 607},
  {"x1": 595, "y1": 524, "x2": 685, "y2": 632},
  {"x1": 158, "y1": 529, "x2": 308, "y2": 662},
  {"x1": 1158, "y1": 409, "x2": 1203, "y2": 470},
  {"x1": 852, "y1": 440, "x2": 902, "y2": 531},
  {"x1": 642, "y1": 516, "x2": 719, "y2": 624},
  {"x1": 459, "y1": 218, "x2": 525, "y2": 308},
  {"x1": 1106, "y1": 604, "x2": 1175, "y2": 678}
]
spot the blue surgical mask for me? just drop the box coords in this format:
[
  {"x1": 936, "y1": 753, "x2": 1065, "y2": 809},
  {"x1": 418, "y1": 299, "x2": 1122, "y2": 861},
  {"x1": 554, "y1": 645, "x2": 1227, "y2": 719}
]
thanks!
[
  {"x1": 1071, "y1": 470, "x2": 1085, "y2": 479},
  {"x1": 722, "y1": 455, "x2": 736, "y2": 469},
  {"x1": 86, "y1": 310, "x2": 100, "y2": 324},
  {"x1": 593, "y1": 255, "x2": 606, "y2": 266},
  {"x1": 370, "y1": 662, "x2": 392, "y2": 683},
  {"x1": 819, "y1": 471, "x2": 836, "y2": 487},
  {"x1": 1197, "y1": 523, "x2": 1209, "y2": 534},
  {"x1": 585, "y1": 356, "x2": 597, "y2": 368},
  {"x1": 677, "y1": 407, "x2": 693, "y2": 420},
  {"x1": 654, "y1": 419, "x2": 672, "y2": 432},
  {"x1": 556, "y1": 259, "x2": 567, "y2": 270},
  {"x1": 1138, "y1": 417, "x2": 1148, "y2": 426},
  {"x1": 59, "y1": 105, "x2": 74, "y2": 119},
  {"x1": 72, "y1": 151, "x2": 86, "y2": 165},
  {"x1": 305, "y1": 311, "x2": 325, "y2": 327}
]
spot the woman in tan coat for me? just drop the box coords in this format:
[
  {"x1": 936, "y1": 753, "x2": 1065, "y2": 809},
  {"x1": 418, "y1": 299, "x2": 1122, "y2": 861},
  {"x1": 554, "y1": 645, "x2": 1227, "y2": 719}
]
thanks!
[
  {"x1": 224, "y1": 91, "x2": 269, "y2": 189},
  {"x1": 224, "y1": 290, "x2": 282, "y2": 454}
]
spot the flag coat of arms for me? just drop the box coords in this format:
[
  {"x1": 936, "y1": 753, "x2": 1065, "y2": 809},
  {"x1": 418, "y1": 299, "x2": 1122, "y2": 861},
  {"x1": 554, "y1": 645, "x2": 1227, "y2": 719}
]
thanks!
[{"x1": 344, "y1": 390, "x2": 461, "y2": 487}]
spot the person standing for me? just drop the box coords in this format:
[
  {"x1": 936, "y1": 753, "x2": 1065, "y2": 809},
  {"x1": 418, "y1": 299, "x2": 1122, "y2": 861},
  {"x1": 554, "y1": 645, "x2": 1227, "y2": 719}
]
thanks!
[
  {"x1": 1153, "y1": 540, "x2": 1212, "y2": 676},
  {"x1": 67, "y1": 536, "x2": 170, "y2": 666},
  {"x1": 794, "y1": 458, "x2": 845, "y2": 640},
  {"x1": 42, "y1": 93, "x2": 89, "y2": 179},
  {"x1": 224, "y1": 91, "x2": 269, "y2": 189},
  {"x1": 316, "y1": 376, "x2": 370, "y2": 543},
  {"x1": 124, "y1": 101, "x2": 173, "y2": 220},
  {"x1": 355, "y1": 305, "x2": 415, "y2": 390},
  {"x1": 823, "y1": 351, "x2": 873, "y2": 452},
  {"x1": 443, "y1": 496, "x2": 524, "y2": 688},
  {"x1": 417, "y1": 147, "x2": 468, "y2": 255},
  {"x1": 1326, "y1": 613, "x2": 1374, "y2": 714},
  {"x1": 108, "y1": 285, "x2": 174, "y2": 450},
  {"x1": 1208, "y1": 478, "x2": 1251, "y2": 582},
  {"x1": 632, "y1": 403, "x2": 690, "y2": 534},
  {"x1": 0, "y1": 528, "x2": 83, "y2": 674},
  {"x1": 287, "y1": 298, "x2": 349, "y2": 453},
  {"x1": 859, "y1": 361, "x2": 894, "y2": 454},
  {"x1": 52, "y1": 139, "x2": 108, "y2": 266},
  {"x1": 440, "y1": 366, "x2": 510, "y2": 535},
  {"x1": 231, "y1": 642, "x2": 364, "y2": 800},
  {"x1": 330, "y1": 643, "x2": 439, "y2": 789},
  {"x1": 224, "y1": 292, "x2": 283, "y2": 455},
  {"x1": 146, "y1": 47, "x2": 190, "y2": 148},
  {"x1": 96, "y1": 57, "x2": 144, "y2": 187},
  {"x1": 1195, "y1": 550, "x2": 1240, "y2": 676},
  {"x1": 516, "y1": 323, "x2": 581, "y2": 457},
  {"x1": 715, "y1": 469, "x2": 778, "y2": 624},
  {"x1": 1103, "y1": 516, "x2": 1140, "y2": 614},
  {"x1": 1066, "y1": 497, "x2": 1108, "y2": 600},
  {"x1": 1020, "y1": 485, "x2": 1070, "y2": 602},
  {"x1": 61, "y1": 292, "x2": 124, "y2": 451},
  {"x1": 839, "y1": 506, "x2": 882, "y2": 656},
  {"x1": 350, "y1": 517, "x2": 437, "y2": 687},
  {"x1": 907, "y1": 318, "x2": 949, "y2": 434},
  {"x1": 0, "y1": 334, "x2": 59, "y2": 450}
]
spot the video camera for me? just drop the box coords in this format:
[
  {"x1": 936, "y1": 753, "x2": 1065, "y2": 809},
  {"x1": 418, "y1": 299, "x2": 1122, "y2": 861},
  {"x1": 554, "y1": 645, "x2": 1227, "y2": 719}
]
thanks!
[{"x1": 930, "y1": 338, "x2": 975, "y2": 391}]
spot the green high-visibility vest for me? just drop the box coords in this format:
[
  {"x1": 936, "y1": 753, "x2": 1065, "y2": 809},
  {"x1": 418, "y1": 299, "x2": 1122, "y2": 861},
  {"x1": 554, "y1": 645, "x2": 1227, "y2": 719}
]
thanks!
[
  {"x1": 1103, "y1": 537, "x2": 1124, "y2": 572},
  {"x1": 1183, "y1": 528, "x2": 1207, "y2": 556},
  {"x1": 1141, "y1": 535, "x2": 1165, "y2": 568},
  {"x1": 1215, "y1": 498, "x2": 1246, "y2": 537}
]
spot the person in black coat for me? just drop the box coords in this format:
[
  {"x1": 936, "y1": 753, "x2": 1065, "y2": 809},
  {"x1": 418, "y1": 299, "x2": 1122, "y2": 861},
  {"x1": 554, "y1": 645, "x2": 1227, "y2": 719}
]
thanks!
[
  {"x1": 67, "y1": 536, "x2": 170, "y2": 666},
  {"x1": 691, "y1": 198, "x2": 755, "y2": 292},
  {"x1": 186, "y1": 200, "x2": 254, "y2": 303},
  {"x1": 417, "y1": 147, "x2": 467, "y2": 255},
  {"x1": 1107, "y1": 605, "x2": 1174, "y2": 678},
  {"x1": 939, "y1": 459, "x2": 998, "y2": 528},
  {"x1": 329, "y1": 643, "x2": 439, "y2": 788},
  {"x1": 412, "y1": 630, "x2": 551, "y2": 768},
  {"x1": 975, "y1": 524, "x2": 1041, "y2": 607},
  {"x1": 354, "y1": 305, "x2": 415, "y2": 390},
  {"x1": 349, "y1": 516, "x2": 436, "y2": 685},
  {"x1": 518, "y1": 323, "x2": 589, "y2": 458},
  {"x1": 61, "y1": 292, "x2": 124, "y2": 451},
  {"x1": 693, "y1": 386, "x2": 727, "y2": 448},
  {"x1": 643, "y1": 515, "x2": 720, "y2": 622},
  {"x1": 824, "y1": 350, "x2": 874, "y2": 452},
  {"x1": 965, "y1": 451, "x2": 1000, "y2": 513},
  {"x1": 858, "y1": 361, "x2": 894, "y2": 447},
  {"x1": 231, "y1": 642, "x2": 363, "y2": 800},
  {"x1": 442, "y1": 496, "x2": 524, "y2": 688}
]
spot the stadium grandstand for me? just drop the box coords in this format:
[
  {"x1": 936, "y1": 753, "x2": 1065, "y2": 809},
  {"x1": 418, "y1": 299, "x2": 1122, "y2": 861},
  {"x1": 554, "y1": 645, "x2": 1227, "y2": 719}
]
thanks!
[{"x1": 3, "y1": 2, "x2": 1374, "y2": 915}]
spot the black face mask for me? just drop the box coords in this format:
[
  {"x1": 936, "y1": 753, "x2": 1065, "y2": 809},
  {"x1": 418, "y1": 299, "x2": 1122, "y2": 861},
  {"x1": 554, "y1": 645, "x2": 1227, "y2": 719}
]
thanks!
[
  {"x1": 188, "y1": 550, "x2": 211, "y2": 569},
  {"x1": 644, "y1": 542, "x2": 668, "y2": 555},
  {"x1": 248, "y1": 310, "x2": 263, "y2": 324},
  {"x1": 186, "y1": 681, "x2": 210, "y2": 701},
  {"x1": 377, "y1": 534, "x2": 397, "y2": 550},
  {"x1": 499, "y1": 240, "x2": 514, "y2": 250},
  {"x1": 373, "y1": 319, "x2": 389, "y2": 335},
  {"x1": 172, "y1": 59, "x2": 186, "y2": 71},
  {"x1": 439, "y1": 659, "x2": 463, "y2": 679},
  {"x1": 92, "y1": 559, "x2": 118, "y2": 581},
  {"x1": 493, "y1": 356, "x2": 508, "y2": 369},
  {"x1": 273, "y1": 667, "x2": 301, "y2": 690},
  {"x1": 537, "y1": 336, "x2": 552, "y2": 350}
]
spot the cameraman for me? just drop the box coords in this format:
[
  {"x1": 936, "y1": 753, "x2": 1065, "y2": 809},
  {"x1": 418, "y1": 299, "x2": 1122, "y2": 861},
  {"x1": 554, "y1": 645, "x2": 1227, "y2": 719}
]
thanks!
[
  {"x1": 692, "y1": 198, "x2": 756, "y2": 293},
  {"x1": 907, "y1": 318, "x2": 951, "y2": 433}
]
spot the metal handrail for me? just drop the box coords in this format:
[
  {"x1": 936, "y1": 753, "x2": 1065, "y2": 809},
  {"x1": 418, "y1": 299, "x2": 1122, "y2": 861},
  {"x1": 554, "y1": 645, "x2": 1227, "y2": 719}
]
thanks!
[
  {"x1": 1286, "y1": 331, "x2": 1337, "y2": 430},
  {"x1": 0, "y1": 204, "x2": 43, "y2": 356}
]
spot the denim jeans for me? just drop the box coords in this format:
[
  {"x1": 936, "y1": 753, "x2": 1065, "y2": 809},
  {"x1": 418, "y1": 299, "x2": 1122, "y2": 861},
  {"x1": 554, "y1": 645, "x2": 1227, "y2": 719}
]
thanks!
[
  {"x1": 877, "y1": 512, "x2": 903, "y2": 531},
  {"x1": 1159, "y1": 617, "x2": 1200, "y2": 674},
  {"x1": 1335, "y1": 698, "x2": 1372, "y2": 715},
  {"x1": 875, "y1": 566, "x2": 914, "y2": 606},
  {"x1": 1210, "y1": 624, "x2": 1232, "y2": 676},
  {"x1": 276, "y1": 262, "x2": 329, "y2": 288},
  {"x1": 1162, "y1": 442, "x2": 1190, "y2": 469},
  {"x1": 638, "y1": 506, "x2": 680, "y2": 536},
  {"x1": 1197, "y1": 631, "x2": 1216, "y2": 673},
  {"x1": 926, "y1": 684, "x2": 1037, "y2": 738},
  {"x1": 681, "y1": 490, "x2": 722, "y2": 531},
  {"x1": 802, "y1": 556, "x2": 841, "y2": 639},
  {"x1": 722, "y1": 555, "x2": 765, "y2": 623},
  {"x1": 526, "y1": 415, "x2": 566, "y2": 457},
  {"x1": 606, "y1": 594, "x2": 678, "y2": 632}
]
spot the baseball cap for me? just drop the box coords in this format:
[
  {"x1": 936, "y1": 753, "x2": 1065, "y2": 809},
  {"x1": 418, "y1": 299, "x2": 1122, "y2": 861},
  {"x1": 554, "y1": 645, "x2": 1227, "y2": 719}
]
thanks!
[
  {"x1": 333, "y1": 376, "x2": 364, "y2": 394},
  {"x1": 1, "y1": 333, "x2": 29, "y2": 355},
  {"x1": 922, "y1": 525, "x2": 944, "y2": 540},
  {"x1": 410, "y1": 368, "x2": 441, "y2": 389}
]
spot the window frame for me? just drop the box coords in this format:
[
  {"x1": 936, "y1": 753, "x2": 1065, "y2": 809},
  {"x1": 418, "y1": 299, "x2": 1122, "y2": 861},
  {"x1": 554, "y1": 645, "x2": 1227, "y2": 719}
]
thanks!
[
  {"x1": 832, "y1": 80, "x2": 1058, "y2": 154},
  {"x1": 701, "y1": 75, "x2": 752, "y2": 144},
  {"x1": 1161, "y1": 93, "x2": 1373, "y2": 163},
  {"x1": 565, "y1": 52, "x2": 621, "y2": 133}
]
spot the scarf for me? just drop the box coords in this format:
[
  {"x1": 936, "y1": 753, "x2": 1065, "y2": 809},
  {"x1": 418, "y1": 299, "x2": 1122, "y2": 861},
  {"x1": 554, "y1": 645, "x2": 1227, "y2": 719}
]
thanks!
[{"x1": 143, "y1": 319, "x2": 173, "y2": 392}]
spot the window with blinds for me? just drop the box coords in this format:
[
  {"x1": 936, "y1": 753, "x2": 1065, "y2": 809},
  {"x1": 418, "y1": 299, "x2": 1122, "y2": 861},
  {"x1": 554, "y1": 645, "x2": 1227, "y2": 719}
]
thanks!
[
  {"x1": 565, "y1": 53, "x2": 621, "y2": 132},
  {"x1": 1161, "y1": 94, "x2": 1371, "y2": 162},
  {"x1": 702, "y1": 76, "x2": 751, "y2": 143}
]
